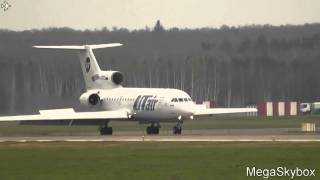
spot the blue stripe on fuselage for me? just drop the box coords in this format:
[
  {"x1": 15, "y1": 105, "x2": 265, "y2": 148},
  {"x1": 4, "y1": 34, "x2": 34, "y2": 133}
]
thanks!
[{"x1": 133, "y1": 95, "x2": 158, "y2": 111}]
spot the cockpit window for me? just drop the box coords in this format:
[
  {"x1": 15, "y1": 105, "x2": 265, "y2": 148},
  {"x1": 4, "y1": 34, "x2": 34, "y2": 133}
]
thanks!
[
  {"x1": 184, "y1": 98, "x2": 188, "y2": 101},
  {"x1": 188, "y1": 98, "x2": 192, "y2": 101},
  {"x1": 178, "y1": 98, "x2": 183, "y2": 102},
  {"x1": 171, "y1": 98, "x2": 178, "y2": 102}
]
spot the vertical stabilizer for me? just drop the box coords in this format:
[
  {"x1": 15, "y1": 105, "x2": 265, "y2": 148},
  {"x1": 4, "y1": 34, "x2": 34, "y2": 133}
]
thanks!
[
  {"x1": 78, "y1": 46, "x2": 101, "y2": 89},
  {"x1": 33, "y1": 43, "x2": 122, "y2": 90}
]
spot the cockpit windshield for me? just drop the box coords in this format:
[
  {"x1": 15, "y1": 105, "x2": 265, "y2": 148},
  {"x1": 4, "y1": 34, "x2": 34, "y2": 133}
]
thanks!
[{"x1": 171, "y1": 98, "x2": 178, "y2": 102}]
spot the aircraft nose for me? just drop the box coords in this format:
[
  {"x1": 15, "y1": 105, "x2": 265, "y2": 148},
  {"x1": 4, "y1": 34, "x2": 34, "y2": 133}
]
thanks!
[{"x1": 175, "y1": 103, "x2": 195, "y2": 116}]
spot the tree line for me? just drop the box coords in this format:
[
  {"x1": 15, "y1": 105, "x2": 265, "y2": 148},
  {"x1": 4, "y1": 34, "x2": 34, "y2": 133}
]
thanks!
[{"x1": 0, "y1": 21, "x2": 320, "y2": 113}]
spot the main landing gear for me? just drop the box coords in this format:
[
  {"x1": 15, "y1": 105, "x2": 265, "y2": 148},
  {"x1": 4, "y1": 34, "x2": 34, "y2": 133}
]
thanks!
[
  {"x1": 99, "y1": 121, "x2": 113, "y2": 135},
  {"x1": 145, "y1": 121, "x2": 183, "y2": 135},
  {"x1": 146, "y1": 122, "x2": 160, "y2": 135},
  {"x1": 173, "y1": 121, "x2": 182, "y2": 135}
]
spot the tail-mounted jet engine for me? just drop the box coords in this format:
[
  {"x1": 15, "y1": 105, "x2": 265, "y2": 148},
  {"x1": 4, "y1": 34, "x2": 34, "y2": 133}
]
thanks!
[
  {"x1": 80, "y1": 92, "x2": 102, "y2": 106},
  {"x1": 93, "y1": 71, "x2": 124, "y2": 87},
  {"x1": 111, "y1": 71, "x2": 124, "y2": 85},
  {"x1": 101, "y1": 71, "x2": 124, "y2": 85}
]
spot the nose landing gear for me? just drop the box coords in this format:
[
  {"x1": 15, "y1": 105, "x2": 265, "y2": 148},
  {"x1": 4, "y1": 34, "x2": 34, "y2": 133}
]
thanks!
[
  {"x1": 146, "y1": 122, "x2": 160, "y2": 135},
  {"x1": 173, "y1": 121, "x2": 182, "y2": 135}
]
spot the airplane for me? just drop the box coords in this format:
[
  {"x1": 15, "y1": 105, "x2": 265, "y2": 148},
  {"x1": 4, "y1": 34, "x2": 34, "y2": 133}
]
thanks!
[{"x1": 0, "y1": 43, "x2": 257, "y2": 135}]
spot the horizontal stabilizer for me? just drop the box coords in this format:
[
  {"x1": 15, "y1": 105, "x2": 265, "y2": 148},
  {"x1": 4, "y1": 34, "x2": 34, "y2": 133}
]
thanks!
[{"x1": 33, "y1": 43, "x2": 123, "y2": 50}]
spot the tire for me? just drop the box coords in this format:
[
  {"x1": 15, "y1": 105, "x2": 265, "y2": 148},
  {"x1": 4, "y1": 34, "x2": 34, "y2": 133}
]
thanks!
[
  {"x1": 147, "y1": 126, "x2": 159, "y2": 135},
  {"x1": 173, "y1": 126, "x2": 182, "y2": 135},
  {"x1": 106, "y1": 127, "x2": 113, "y2": 135},
  {"x1": 153, "y1": 127, "x2": 159, "y2": 134},
  {"x1": 100, "y1": 127, "x2": 106, "y2": 135},
  {"x1": 100, "y1": 127, "x2": 113, "y2": 135},
  {"x1": 173, "y1": 126, "x2": 178, "y2": 135}
]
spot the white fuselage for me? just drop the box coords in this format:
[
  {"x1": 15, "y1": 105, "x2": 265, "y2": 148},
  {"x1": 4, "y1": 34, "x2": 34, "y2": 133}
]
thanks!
[{"x1": 82, "y1": 87, "x2": 196, "y2": 122}]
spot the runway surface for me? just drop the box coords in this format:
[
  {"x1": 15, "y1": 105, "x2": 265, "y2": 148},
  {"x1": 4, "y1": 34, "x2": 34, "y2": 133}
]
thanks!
[{"x1": 0, "y1": 134, "x2": 320, "y2": 142}]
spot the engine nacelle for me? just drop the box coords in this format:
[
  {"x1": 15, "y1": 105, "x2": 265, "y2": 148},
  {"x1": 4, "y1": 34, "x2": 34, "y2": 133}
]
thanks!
[
  {"x1": 102, "y1": 71, "x2": 124, "y2": 85},
  {"x1": 90, "y1": 71, "x2": 124, "y2": 89},
  {"x1": 97, "y1": 71, "x2": 123, "y2": 85},
  {"x1": 79, "y1": 92, "x2": 101, "y2": 106},
  {"x1": 111, "y1": 71, "x2": 124, "y2": 85}
]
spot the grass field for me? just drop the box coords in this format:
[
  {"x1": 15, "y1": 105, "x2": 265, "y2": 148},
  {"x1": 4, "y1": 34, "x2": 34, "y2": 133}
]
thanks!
[
  {"x1": 0, "y1": 142, "x2": 319, "y2": 180},
  {"x1": 0, "y1": 115, "x2": 319, "y2": 136}
]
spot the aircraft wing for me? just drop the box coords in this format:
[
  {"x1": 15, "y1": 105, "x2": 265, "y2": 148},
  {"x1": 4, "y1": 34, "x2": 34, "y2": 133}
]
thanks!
[
  {"x1": 0, "y1": 108, "x2": 129, "y2": 122},
  {"x1": 194, "y1": 108, "x2": 257, "y2": 115}
]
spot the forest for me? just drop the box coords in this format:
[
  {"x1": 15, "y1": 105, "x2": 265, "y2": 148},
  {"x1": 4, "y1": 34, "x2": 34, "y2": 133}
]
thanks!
[{"x1": 0, "y1": 21, "x2": 320, "y2": 113}]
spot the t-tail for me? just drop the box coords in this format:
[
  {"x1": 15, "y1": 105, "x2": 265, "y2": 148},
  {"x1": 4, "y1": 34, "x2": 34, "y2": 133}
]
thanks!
[{"x1": 33, "y1": 43, "x2": 124, "y2": 90}]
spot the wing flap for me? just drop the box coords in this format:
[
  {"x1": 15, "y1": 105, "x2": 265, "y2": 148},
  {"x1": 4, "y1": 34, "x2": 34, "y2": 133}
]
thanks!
[
  {"x1": 194, "y1": 108, "x2": 257, "y2": 115},
  {"x1": 0, "y1": 108, "x2": 129, "y2": 122}
]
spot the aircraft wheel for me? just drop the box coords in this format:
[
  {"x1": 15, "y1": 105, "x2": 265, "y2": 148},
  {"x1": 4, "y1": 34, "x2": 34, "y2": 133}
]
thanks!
[
  {"x1": 146, "y1": 126, "x2": 159, "y2": 135},
  {"x1": 173, "y1": 126, "x2": 182, "y2": 135},
  {"x1": 153, "y1": 127, "x2": 159, "y2": 134},
  {"x1": 100, "y1": 127, "x2": 113, "y2": 135},
  {"x1": 106, "y1": 127, "x2": 113, "y2": 135},
  {"x1": 146, "y1": 126, "x2": 152, "y2": 134}
]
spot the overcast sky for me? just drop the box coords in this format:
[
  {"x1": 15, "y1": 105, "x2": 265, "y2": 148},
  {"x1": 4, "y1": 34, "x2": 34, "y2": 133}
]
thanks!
[{"x1": 1, "y1": 0, "x2": 320, "y2": 30}]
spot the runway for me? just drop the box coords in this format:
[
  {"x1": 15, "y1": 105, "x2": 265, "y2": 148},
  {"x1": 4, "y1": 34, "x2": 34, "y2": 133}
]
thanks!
[{"x1": 0, "y1": 134, "x2": 320, "y2": 142}]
